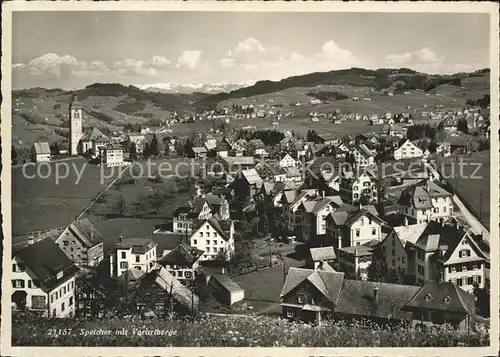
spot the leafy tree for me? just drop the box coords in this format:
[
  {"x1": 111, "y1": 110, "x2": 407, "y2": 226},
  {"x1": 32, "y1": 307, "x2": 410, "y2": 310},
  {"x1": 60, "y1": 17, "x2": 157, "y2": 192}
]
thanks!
[
  {"x1": 473, "y1": 284, "x2": 490, "y2": 317},
  {"x1": 113, "y1": 194, "x2": 127, "y2": 217},
  {"x1": 457, "y1": 118, "x2": 469, "y2": 134},
  {"x1": 367, "y1": 259, "x2": 389, "y2": 282},
  {"x1": 143, "y1": 142, "x2": 151, "y2": 159},
  {"x1": 214, "y1": 249, "x2": 229, "y2": 272},
  {"x1": 132, "y1": 198, "x2": 145, "y2": 217}
]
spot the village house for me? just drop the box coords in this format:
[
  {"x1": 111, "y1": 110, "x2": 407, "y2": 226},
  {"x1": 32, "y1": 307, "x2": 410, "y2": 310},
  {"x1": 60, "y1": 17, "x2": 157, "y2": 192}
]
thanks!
[
  {"x1": 75, "y1": 277, "x2": 108, "y2": 318},
  {"x1": 279, "y1": 136, "x2": 305, "y2": 157},
  {"x1": 157, "y1": 242, "x2": 204, "y2": 285},
  {"x1": 189, "y1": 218, "x2": 235, "y2": 261},
  {"x1": 317, "y1": 133, "x2": 338, "y2": 146},
  {"x1": 31, "y1": 141, "x2": 51, "y2": 162},
  {"x1": 79, "y1": 127, "x2": 110, "y2": 155},
  {"x1": 301, "y1": 195, "x2": 344, "y2": 243},
  {"x1": 127, "y1": 267, "x2": 199, "y2": 318},
  {"x1": 385, "y1": 219, "x2": 489, "y2": 291},
  {"x1": 401, "y1": 280, "x2": 476, "y2": 330},
  {"x1": 436, "y1": 142, "x2": 451, "y2": 157},
  {"x1": 256, "y1": 162, "x2": 287, "y2": 182},
  {"x1": 352, "y1": 144, "x2": 375, "y2": 168},
  {"x1": 54, "y1": 218, "x2": 104, "y2": 267},
  {"x1": 11, "y1": 238, "x2": 79, "y2": 318},
  {"x1": 339, "y1": 170, "x2": 378, "y2": 205},
  {"x1": 325, "y1": 205, "x2": 386, "y2": 249},
  {"x1": 231, "y1": 138, "x2": 248, "y2": 156},
  {"x1": 127, "y1": 134, "x2": 147, "y2": 154},
  {"x1": 231, "y1": 168, "x2": 263, "y2": 200},
  {"x1": 207, "y1": 274, "x2": 245, "y2": 305},
  {"x1": 280, "y1": 268, "x2": 345, "y2": 324},
  {"x1": 218, "y1": 155, "x2": 255, "y2": 174},
  {"x1": 279, "y1": 153, "x2": 299, "y2": 169},
  {"x1": 393, "y1": 139, "x2": 424, "y2": 160},
  {"x1": 248, "y1": 139, "x2": 268, "y2": 157},
  {"x1": 191, "y1": 146, "x2": 208, "y2": 159},
  {"x1": 216, "y1": 138, "x2": 232, "y2": 157},
  {"x1": 277, "y1": 189, "x2": 318, "y2": 239},
  {"x1": 337, "y1": 243, "x2": 376, "y2": 280},
  {"x1": 100, "y1": 143, "x2": 124, "y2": 167},
  {"x1": 397, "y1": 179, "x2": 453, "y2": 224},
  {"x1": 109, "y1": 238, "x2": 157, "y2": 278},
  {"x1": 284, "y1": 166, "x2": 303, "y2": 183},
  {"x1": 305, "y1": 246, "x2": 337, "y2": 270},
  {"x1": 172, "y1": 197, "x2": 213, "y2": 233}
]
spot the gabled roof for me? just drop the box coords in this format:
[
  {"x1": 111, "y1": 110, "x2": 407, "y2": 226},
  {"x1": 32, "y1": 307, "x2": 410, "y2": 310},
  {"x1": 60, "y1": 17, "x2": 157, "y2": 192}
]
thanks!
[
  {"x1": 393, "y1": 223, "x2": 429, "y2": 247},
  {"x1": 209, "y1": 274, "x2": 244, "y2": 293},
  {"x1": 192, "y1": 217, "x2": 232, "y2": 242},
  {"x1": 336, "y1": 280, "x2": 420, "y2": 321},
  {"x1": 343, "y1": 208, "x2": 386, "y2": 227},
  {"x1": 249, "y1": 139, "x2": 265, "y2": 149},
  {"x1": 220, "y1": 156, "x2": 255, "y2": 166},
  {"x1": 114, "y1": 238, "x2": 156, "y2": 254},
  {"x1": 60, "y1": 218, "x2": 103, "y2": 248},
  {"x1": 280, "y1": 267, "x2": 345, "y2": 304},
  {"x1": 356, "y1": 144, "x2": 375, "y2": 157},
  {"x1": 117, "y1": 267, "x2": 146, "y2": 282},
  {"x1": 240, "y1": 169, "x2": 262, "y2": 185},
  {"x1": 158, "y1": 242, "x2": 204, "y2": 267},
  {"x1": 309, "y1": 246, "x2": 336, "y2": 262},
  {"x1": 402, "y1": 280, "x2": 474, "y2": 314},
  {"x1": 398, "y1": 179, "x2": 452, "y2": 208},
  {"x1": 15, "y1": 238, "x2": 80, "y2": 290},
  {"x1": 32, "y1": 142, "x2": 50, "y2": 155},
  {"x1": 82, "y1": 127, "x2": 110, "y2": 142},
  {"x1": 192, "y1": 146, "x2": 208, "y2": 153},
  {"x1": 137, "y1": 267, "x2": 199, "y2": 312}
]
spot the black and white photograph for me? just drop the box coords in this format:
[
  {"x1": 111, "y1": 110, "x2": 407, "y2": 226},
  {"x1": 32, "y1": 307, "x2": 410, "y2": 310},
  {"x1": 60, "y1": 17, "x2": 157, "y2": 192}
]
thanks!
[{"x1": 1, "y1": 2, "x2": 499, "y2": 354}]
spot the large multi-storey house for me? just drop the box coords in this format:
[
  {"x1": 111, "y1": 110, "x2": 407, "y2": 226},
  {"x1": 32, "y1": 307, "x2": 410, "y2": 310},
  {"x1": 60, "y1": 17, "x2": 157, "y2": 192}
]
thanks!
[
  {"x1": 189, "y1": 218, "x2": 235, "y2": 261},
  {"x1": 352, "y1": 144, "x2": 375, "y2": 168},
  {"x1": 277, "y1": 189, "x2": 318, "y2": 239},
  {"x1": 325, "y1": 204, "x2": 386, "y2": 249},
  {"x1": 376, "y1": 219, "x2": 489, "y2": 291},
  {"x1": 109, "y1": 238, "x2": 157, "y2": 278},
  {"x1": 301, "y1": 195, "x2": 344, "y2": 243},
  {"x1": 100, "y1": 143, "x2": 124, "y2": 167},
  {"x1": 173, "y1": 197, "x2": 213, "y2": 233},
  {"x1": 12, "y1": 238, "x2": 80, "y2": 317},
  {"x1": 158, "y1": 242, "x2": 204, "y2": 285},
  {"x1": 230, "y1": 169, "x2": 263, "y2": 200},
  {"x1": 398, "y1": 179, "x2": 453, "y2": 224},
  {"x1": 54, "y1": 218, "x2": 104, "y2": 267},
  {"x1": 339, "y1": 170, "x2": 378, "y2": 204},
  {"x1": 393, "y1": 139, "x2": 424, "y2": 160},
  {"x1": 279, "y1": 153, "x2": 298, "y2": 169}
]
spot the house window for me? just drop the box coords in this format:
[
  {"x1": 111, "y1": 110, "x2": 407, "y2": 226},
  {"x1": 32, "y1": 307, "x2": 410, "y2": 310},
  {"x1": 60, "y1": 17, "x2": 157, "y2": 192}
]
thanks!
[
  {"x1": 392, "y1": 259, "x2": 396, "y2": 267},
  {"x1": 297, "y1": 293, "x2": 306, "y2": 304},
  {"x1": 207, "y1": 247, "x2": 211, "y2": 253},
  {"x1": 219, "y1": 248, "x2": 224, "y2": 252},
  {"x1": 402, "y1": 257, "x2": 406, "y2": 264},
  {"x1": 200, "y1": 232, "x2": 204, "y2": 237},
  {"x1": 121, "y1": 252, "x2": 126, "y2": 259},
  {"x1": 69, "y1": 297, "x2": 74, "y2": 306},
  {"x1": 178, "y1": 271, "x2": 184, "y2": 278},
  {"x1": 52, "y1": 309, "x2": 57, "y2": 317},
  {"x1": 474, "y1": 275, "x2": 482, "y2": 284},
  {"x1": 355, "y1": 229, "x2": 360, "y2": 238},
  {"x1": 372, "y1": 228, "x2": 376, "y2": 235},
  {"x1": 213, "y1": 240, "x2": 217, "y2": 245},
  {"x1": 61, "y1": 302, "x2": 65, "y2": 312},
  {"x1": 392, "y1": 239, "x2": 396, "y2": 247},
  {"x1": 193, "y1": 239, "x2": 197, "y2": 245},
  {"x1": 63, "y1": 240, "x2": 69, "y2": 246},
  {"x1": 286, "y1": 309, "x2": 294, "y2": 318},
  {"x1": 213, "y1": 232, "x2": 217, "y2": 237},
  {"x1": 135, "y1": 255, "x2": 140, "y2": 263},
  {"x1": 392, "y1": 249, "x2": 396, "y2": 256},
  {"x1": 417, "y1": 265, "x2": 425, "y2": 275},
  {"x1": 12, "y1": 280, "x2": 25, "y2": 288},
  {"x1": 424, "y1": 293, "x2": 433, "y2": 302},
  {"x1": 120, "y1": 262, "x2": 127, "y2": 269},
  {"x1": 467, "y1": 277, "x2": 474, "y2": 285},
  {"x1": 459, "y1": 250, "x2": 471, "y2": 258},
  {"x1": 31, "y1": 295, "x2": 46, "y2": 309},
  {"x1": 28, "y1": 280, "x2": 33, "y2": 288},
  {"x1": 360, "y1": 218, "x2": 364, "y2": 225},
  {"x1": 206, "y1": 240, "x2": 210, "y2": 245}
]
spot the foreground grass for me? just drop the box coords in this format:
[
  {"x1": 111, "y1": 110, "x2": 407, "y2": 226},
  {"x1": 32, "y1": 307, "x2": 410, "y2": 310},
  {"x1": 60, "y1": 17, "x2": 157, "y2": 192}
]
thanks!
[{"x1": 12, "y1": 314, "x2": 489, "y2": 347}]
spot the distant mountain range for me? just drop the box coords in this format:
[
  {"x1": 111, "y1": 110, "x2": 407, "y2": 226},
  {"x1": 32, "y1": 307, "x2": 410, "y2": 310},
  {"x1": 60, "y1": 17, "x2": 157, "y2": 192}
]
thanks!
[{"x1": 138, "y1": 80, "x2": 257, "y2": 94}]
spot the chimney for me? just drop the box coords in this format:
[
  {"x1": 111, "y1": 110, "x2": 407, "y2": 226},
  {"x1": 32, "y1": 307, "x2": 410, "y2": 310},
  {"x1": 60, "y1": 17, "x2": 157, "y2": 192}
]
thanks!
[
  {"x1": 373, "y1": 287, "x2": 379, "y2": 303},
  {"x1": 28, "y1": 235, "x2": 35, "y2": 245}
]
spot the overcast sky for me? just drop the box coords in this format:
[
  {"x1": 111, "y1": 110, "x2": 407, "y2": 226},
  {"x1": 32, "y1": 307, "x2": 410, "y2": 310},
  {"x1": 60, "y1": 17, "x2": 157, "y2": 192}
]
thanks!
[{"x1": 12, "y1": 11, "x2": 490, "y2": 89}]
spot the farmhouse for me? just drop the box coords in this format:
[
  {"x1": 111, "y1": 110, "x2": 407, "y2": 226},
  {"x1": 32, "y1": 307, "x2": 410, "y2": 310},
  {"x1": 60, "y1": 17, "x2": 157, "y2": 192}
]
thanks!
[
  {"x1": 109, "y1": 238, "x2": 157, "y2": 278},
  {"x1": 301, "y1": 195, "x2": 344, "y2": 243},
  {"x1": 393, "y1": 139, "x2": 424, "y2": 160},
  {"x1": 11, "y1": 238, "x2": 79, "y2": 318},
  {"x1": 191, "y1": 146, "x2": 208, "y2": 159},
  {"x1": 173, "y1": 197, "x2": 213, "y2": 233},
  {"x1": 31, "y1": 142, "x2": 51, "y2": 162},
  {"x1": 75, "y1": 277, "x2": 108, "y2": 318},
  {"x1": 189, "y1": 218, "x2": 235, "y2": 261},
  {"x1": 157, "y1": 242, "x2": 204, "y2": 285},
  {"x1": 54, "y1": 218, "x2": 104, "y2": 267},
  {"x1": 279, "y1": 153, "x2": 298, "y2": 169},
  {"x1": 352, "y1": 145, "x2": 375, "y2": 168}
]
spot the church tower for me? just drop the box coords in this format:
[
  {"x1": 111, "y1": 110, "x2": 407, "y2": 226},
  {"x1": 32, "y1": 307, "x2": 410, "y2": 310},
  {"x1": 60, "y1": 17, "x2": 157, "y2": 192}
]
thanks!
[{"x1": 69, "y1": 92, "x2": 83, "y2": 155}]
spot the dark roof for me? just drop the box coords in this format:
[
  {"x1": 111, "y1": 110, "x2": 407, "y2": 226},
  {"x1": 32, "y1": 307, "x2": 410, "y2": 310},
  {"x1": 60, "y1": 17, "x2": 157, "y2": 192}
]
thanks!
[
  {"x1": 64, "y1": 218, "x2": 103, "y2": 247},
  {"x1": 192, "y1": 217, "x2": 232, "y2": 241},
  {"x1": 336, "y1": 280, "x2": 420, "y2": 321},
  {"x1": 402, "y1": 280, "x2": 474, "y2": 314},
  {"x1": 15, "y1": 239, "x2": 80, "y2": 290},
  {"x1": 158, "y1": 242, "x2": 203, "y2": 266},
  {"x1": 114, "y1": 238, "x2": 156, "y2": 254},
  {"x1": 280, "y1": 267, "x2": 345, "y2": 304},
  {"x1": 82, "y1": 127, "x2": 110, "y2": 142},
  {"x1": 151, "y1": 233, "x2": 185, "y2": 256},
  {"x1": 398, "y1": 179, "x2": 452, "y2": 208}
]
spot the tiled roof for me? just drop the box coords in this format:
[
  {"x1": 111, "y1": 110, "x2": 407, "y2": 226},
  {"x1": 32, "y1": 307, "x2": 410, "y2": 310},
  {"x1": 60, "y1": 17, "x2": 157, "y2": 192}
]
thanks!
[
  {"x1": 402, "y1": 280, "x2": 474, "y2": 314},
  {"x1": 241, "y1": 169, "x2": 262, "y2": 185},
  {"x1": 393, "y1": 223, "x2": 428, "y2": 246},
  {"x1": 64, "y1": 218, "x2": 103, "y2": 248},
  {"x1": 192, "y1": 217, "x2": 232, "y2": 242},
  {"x1": 32, "y1": 142, "x2": 51, "y2": 155},
  {"x1": 15, "y1": 238, "x2": 80, "y2": 290},
  {"x1": 158, "y1": 242, "x2": 203, "y2": 266},
  {"x1": 310, "y1": 246, "x2": 336, "y2": 262},
  {"x1": 114, "y1": 238, "x2": 156, "y2": 254},
  {"x1": 151, "y1": 233, "x2": 185, "y2": 256},
  {"x1": 398, "y1": 179, "x2": 452, "y2": 208},
  {"x1": 117, "y1": 267, "x2": 146, "y2": 282},
  {"x1": 280, "y1": 267, "x2": 345, "y2": 304},
  {"x1": 336, "y1": 280, "x2": 420, "y2": 321},
  {"x1": 82, "y1": 127, "x2": 110, "y2": 142},
  {"x1": 357, "y1": 144, "x2": 375, "y2": 157}
]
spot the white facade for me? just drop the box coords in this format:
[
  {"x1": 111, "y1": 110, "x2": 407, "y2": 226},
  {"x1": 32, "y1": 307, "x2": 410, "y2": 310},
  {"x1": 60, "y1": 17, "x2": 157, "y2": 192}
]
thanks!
[
  {"x1": 394, "y1": 139, "x2": 423, "y2": 160},
  {"x1": 379, "y1": 231, "x2": 408, "y2": 273},
  {"x1": 352, "y1": 148, "x2": 374, "y2": 168},
  {"x1": 279, "y1": 154, "x2": 298, "y2": 169},
  {"x1": 70, "y1": 107, "x2": 83, "y2": 156},
  {"x1": 189, "y1": 221, "x2": 235, "y2": 261},
  {"x1": 349, "y1": 216, "x2": 383, "y2": 246},
  {"x1": 102, "y1": 148, "x2": 124, "y2": 167},
  {"x1": 110, "y1": 241, "x2": 157, "y2": 278},
  {"x1": 11, "y1": 257, "x2": 76, "y2": 318},
  {"x1": 401, "y1": 196, "x2": 453, "y2": 224}
]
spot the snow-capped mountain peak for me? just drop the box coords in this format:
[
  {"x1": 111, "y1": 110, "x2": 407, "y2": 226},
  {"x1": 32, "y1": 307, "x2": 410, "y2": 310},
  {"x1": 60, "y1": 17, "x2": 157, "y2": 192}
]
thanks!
[{"x1": 137, "y1": 80, "x2": 256, "y2": 94}]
